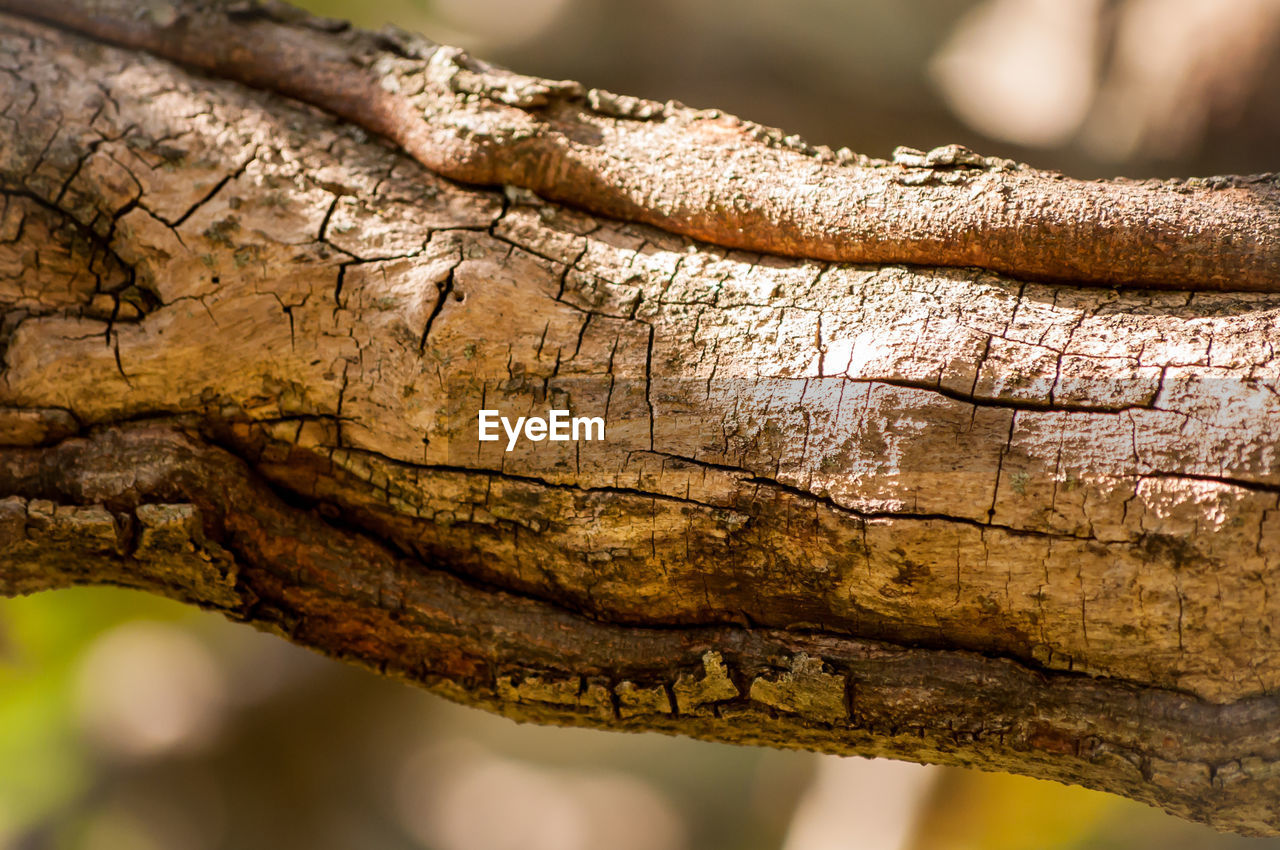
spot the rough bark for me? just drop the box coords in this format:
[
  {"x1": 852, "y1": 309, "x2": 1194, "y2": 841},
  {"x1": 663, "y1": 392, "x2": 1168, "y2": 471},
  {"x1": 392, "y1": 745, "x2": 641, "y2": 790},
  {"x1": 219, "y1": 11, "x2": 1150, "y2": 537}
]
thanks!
[{"x1": 3, "y1": 0, "x2": 1280, "y2": 835}]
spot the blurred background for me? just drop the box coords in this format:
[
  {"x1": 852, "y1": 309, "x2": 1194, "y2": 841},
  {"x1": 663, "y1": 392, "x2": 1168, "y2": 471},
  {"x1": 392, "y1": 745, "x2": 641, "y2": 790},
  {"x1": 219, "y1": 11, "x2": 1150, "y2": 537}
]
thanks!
[{"x1": 9, "y1": 0, "x2": 1280, "y2": 847}]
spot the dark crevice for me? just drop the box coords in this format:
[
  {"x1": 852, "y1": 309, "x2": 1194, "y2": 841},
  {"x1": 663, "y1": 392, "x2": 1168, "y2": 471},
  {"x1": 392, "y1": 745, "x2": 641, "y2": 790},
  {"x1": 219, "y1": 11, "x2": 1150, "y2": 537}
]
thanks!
[{"x1": 185, "y1": 422, "x2": 1223, "y2": 710}]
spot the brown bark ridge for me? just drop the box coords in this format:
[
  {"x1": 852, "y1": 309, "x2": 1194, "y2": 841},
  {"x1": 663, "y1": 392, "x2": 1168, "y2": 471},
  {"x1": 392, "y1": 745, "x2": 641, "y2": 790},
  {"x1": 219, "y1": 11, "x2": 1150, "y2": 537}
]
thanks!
[
  {"x1": 6, "y1": 0, "x2": 1280, "y2": 292},
  {"x1": 3, "y1": 0, "x2": 1280, "y2": 835}
]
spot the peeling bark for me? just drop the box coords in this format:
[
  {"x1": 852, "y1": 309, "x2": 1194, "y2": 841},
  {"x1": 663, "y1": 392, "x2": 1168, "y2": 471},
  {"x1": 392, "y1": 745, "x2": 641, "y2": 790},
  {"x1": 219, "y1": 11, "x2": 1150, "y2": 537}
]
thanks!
[{"x1": 3, "y1": 1, "x2": 1280, "y2": 836}]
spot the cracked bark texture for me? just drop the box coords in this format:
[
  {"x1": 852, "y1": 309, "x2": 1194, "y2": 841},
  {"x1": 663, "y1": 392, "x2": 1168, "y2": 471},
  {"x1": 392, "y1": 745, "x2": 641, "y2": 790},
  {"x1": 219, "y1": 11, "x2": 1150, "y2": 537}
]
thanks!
[{"x1": 4, "y1": 0, "x2": 1280, "y2": 836}]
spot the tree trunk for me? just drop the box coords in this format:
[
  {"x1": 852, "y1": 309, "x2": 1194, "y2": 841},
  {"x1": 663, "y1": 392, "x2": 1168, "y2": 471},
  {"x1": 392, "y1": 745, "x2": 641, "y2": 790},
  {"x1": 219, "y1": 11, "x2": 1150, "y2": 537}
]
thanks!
[{"x1": 4, "y1": 0, "x2": 1280, "y2": 835}]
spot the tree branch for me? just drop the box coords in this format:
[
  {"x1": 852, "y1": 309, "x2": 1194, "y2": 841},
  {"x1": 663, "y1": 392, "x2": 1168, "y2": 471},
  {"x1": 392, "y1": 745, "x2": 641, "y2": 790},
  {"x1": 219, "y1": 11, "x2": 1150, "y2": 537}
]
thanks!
[
  {"x1": 3, "y1": 3, "x2": 1280, "y2": 836},
  {"x1": 4, "y1": 0, "x2": 1280, "y2": 291}
]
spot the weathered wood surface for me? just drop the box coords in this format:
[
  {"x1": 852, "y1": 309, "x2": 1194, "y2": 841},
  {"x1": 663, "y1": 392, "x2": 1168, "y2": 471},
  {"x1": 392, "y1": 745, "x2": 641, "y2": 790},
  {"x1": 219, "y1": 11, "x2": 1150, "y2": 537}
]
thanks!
[
  {"x1": 8, "y1": 0, "x2": 1280, "y2": 292},
  {"x1": 3, "y1": 1, "x2": 1280, "y2": 834}
]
